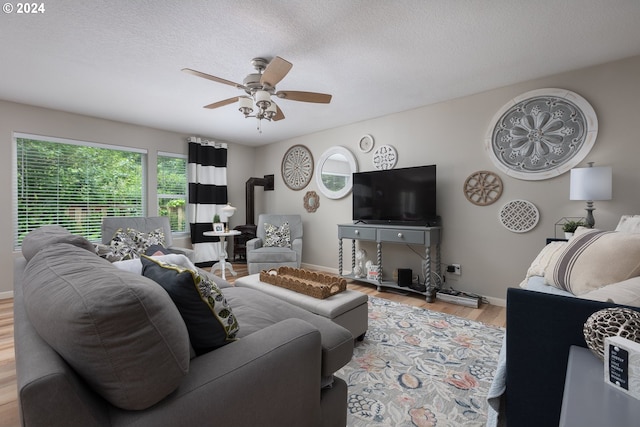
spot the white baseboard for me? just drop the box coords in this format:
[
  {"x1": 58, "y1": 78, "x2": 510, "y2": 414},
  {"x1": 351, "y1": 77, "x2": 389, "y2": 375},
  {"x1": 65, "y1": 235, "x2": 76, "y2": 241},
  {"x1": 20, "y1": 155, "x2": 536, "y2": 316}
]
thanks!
[
  {"x1": 301, "y1": 263, "x2": 507, "y2": 307},
  {"x1": 0, "y1": 290, "x2": 14, "y2": 300}
]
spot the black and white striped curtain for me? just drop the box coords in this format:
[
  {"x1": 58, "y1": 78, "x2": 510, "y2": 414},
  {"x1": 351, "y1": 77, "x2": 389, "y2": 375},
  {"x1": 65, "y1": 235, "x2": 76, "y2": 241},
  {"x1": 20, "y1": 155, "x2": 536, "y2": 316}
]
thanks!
[{"x1": 188, "y1": 137, "x2": 228, "y2": 264}]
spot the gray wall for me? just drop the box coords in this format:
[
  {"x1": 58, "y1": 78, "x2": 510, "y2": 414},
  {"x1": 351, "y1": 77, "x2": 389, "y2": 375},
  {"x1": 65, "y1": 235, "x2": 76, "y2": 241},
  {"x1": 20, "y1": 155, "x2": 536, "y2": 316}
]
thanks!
[
  {"x1": 252, "y1": 55, "x2": 640, "y2": 304},
  {"x1": 3, "y1": 56, "x2": 640, "y2": 303},
  {"x1": 0, "y1": 101, "x2": 255, "y2": 297}
]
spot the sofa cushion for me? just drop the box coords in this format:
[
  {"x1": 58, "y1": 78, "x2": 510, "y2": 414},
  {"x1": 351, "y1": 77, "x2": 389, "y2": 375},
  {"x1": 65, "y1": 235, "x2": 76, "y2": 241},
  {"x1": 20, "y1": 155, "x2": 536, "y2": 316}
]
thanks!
[
  {"x1": 264, "y1": 222, "x2": 291, "y2": 247},
  {"x1": 21, "y1": 225, "x2": 95, "y2": 261},
  {"x1": 141, "y1": 256, "x2": 239, "y2": 355},
  {"x1": 22, "y1": 243, "x2": 190, "y2": 410},
  {"x1": 223, "y1": 287, "x2": 353, "y2": 376},
  {"x1": 545, "y1": 229, "x2": 640, "y2": 295}
]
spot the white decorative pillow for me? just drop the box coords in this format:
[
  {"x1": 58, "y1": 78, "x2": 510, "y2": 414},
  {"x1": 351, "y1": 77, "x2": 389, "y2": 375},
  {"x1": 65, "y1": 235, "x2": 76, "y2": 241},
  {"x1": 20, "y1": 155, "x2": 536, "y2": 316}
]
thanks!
[
  {"x1": 264, "y1": 222, "x2": 291, "y2": 248},
  {"x1": 578, "y1": 277, "x2": 640, "y2": 307},
  {"x1": 544, "y1": 229, "x2": 640, "y2": 295},
  {"x1": 616, "y1": 215, "x2": 640, "y2": 233},
  {"x1": 519, "y1": 241, "x2": 568, "y2": 288}
]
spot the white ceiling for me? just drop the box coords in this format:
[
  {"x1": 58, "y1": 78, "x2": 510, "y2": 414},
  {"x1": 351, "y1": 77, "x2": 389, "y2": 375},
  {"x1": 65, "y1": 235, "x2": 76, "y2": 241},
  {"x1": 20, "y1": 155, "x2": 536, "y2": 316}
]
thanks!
[{"x1": 2, "y1": 0, "x2": 640, "y2": 146}]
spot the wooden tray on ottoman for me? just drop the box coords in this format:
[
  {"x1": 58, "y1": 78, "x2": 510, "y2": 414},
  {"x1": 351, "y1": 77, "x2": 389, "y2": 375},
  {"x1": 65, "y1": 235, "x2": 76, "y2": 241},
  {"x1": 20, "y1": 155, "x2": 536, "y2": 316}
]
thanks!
[{"x1": 259, "y1": 267, "x2": 347, "y2": 299}]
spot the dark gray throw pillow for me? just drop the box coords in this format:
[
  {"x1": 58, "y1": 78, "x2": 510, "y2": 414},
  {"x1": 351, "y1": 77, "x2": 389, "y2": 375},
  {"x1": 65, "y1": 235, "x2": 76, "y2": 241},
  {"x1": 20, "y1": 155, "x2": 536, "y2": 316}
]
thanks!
[{"x1": 141, "y1": 256, "x2": 239, "y2": 355}]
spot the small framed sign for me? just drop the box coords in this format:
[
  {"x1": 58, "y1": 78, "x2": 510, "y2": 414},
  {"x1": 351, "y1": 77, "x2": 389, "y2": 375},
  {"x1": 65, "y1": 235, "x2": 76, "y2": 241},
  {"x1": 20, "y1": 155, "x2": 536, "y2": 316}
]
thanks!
[{"x1": 605, "y1": 336, "x2": 640, "y2": 400}]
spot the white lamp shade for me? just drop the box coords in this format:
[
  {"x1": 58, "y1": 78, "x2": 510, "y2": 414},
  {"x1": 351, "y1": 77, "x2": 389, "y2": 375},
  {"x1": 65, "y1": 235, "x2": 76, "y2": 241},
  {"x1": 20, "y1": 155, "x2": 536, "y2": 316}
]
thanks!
[
  {"x1": 570, "y1": 166, "x2": 612, "y2": 201},
  {"x1": 238, "y1": 96, "x2": 253, "y2": 112},
  {"x1": 255, "y1": 90, "x2": 271, "y2": 107}
]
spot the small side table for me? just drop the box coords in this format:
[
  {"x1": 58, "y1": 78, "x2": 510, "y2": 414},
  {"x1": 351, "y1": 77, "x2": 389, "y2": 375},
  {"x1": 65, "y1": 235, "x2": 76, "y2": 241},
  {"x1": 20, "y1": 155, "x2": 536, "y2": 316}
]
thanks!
[
  {"x1": 203, "y1": 230, "x2": 241, "y2": 280},
  {"x1": 560, "y1": 345, "x2": 640, "y2": 427}
]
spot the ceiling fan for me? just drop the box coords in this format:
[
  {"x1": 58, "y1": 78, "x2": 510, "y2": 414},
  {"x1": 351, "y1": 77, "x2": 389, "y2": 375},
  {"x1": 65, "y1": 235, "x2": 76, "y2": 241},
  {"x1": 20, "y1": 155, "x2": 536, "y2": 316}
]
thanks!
[{"x1": 182, "y1": 56, "x2": 332, "y2": 126}]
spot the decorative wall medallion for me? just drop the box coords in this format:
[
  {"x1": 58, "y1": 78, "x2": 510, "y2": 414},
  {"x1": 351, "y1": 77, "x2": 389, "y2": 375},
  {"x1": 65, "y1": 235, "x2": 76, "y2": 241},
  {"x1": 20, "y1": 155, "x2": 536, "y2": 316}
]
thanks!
[
  {"x1": 485, "y1": 88, "x2": 598, "y2": 180},
  {"x1": 372, "y1": 144, "x2": 397, "y2": 170},
  {"x1": 498, "y1": 199, "x2": 540, "y2": 233},
  {"x1": 303, "y1": 190, "x2": 319, "y2": 213},
  {"x1": 358, "y1": 134, "x2": 375, "y2": 153},
  {"x1": 464, "y1": 171, "x2": 503, "y2": 206},
  {"x1": 281, "y1": 145, "x2": 314, "y2": 190}
]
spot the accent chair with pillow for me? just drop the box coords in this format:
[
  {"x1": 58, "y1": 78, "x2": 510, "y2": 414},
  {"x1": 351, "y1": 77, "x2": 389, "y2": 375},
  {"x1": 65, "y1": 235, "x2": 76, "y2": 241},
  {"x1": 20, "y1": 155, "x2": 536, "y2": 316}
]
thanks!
[
  {"x1": 101, "y1": 216, "x2": 195, "y2": 262},
  {"x1": 246, "y1": 214, "x2": 303, "y2": 274}
]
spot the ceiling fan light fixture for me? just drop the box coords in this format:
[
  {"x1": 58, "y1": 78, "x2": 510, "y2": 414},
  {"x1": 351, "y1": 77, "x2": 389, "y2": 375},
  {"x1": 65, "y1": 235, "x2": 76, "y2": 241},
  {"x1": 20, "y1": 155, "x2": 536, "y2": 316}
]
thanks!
[
  {"x1": 263, "y1": 102, "x2": 277, "y2": 120},
  {"x1": 254, "y1": 90, "x2": 272, "y2": 109},
  {"x1": 238, "y1": 96, "x2": 253, "y2": 116}
]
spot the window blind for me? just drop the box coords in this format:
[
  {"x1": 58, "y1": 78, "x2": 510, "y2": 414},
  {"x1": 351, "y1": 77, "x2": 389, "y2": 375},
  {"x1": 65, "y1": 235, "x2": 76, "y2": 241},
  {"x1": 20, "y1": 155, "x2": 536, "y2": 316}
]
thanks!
[
  {"x1": 157, "y1": 152, "x2": 187, "y2": 233},
  {"x1": 14, "y1": 134, "x2": 146, "y2": 247}
]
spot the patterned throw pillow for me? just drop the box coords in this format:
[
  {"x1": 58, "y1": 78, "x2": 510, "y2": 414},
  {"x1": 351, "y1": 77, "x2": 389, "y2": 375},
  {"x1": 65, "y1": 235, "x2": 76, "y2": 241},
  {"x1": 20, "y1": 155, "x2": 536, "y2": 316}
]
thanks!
[
  {"x1": 128, "y1": 227, "x2": 165, "y2": 253},
  {"x1": 141, "y1": 256, "x2": 239, "y2": 355},
  {"x1": 107, "y1": 228, "x2": 166, "y2": 261},
  {"x1": 264, "y1": 222, "x2": 291, "y2": 248},
  {"x1": 108, "y1": 228, "x2": 139, "y2": 260}
]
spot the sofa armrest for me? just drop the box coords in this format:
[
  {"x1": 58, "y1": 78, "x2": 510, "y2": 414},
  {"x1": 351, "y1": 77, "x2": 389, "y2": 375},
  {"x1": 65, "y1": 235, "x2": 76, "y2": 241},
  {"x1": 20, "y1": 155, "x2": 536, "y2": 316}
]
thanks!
[
  {"x1": 292, "y1": 238, "x2": 303, "y2": 260},
  {"x1": 14, "y1": 277, "x2": 109, "y2": 427},
  {"x1": 246, "y1": 237, "x2": 262, "y2": 251},
  {"x1": 167, "y1": 246, "x2": 195, "y2": 262},
  {"x1": 505, "y1": 288, "x2": 628, "y2": 427},
  {"x1": 109, "y1": 318, "x2": 323, "y2": 427}
]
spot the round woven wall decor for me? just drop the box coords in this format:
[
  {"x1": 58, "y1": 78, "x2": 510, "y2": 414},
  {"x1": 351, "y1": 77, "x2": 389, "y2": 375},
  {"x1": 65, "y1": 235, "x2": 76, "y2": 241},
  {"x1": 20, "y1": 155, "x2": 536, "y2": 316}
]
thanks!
[
  {"x1": 498, "y1": 199, "x2": 539, "y2": 233},
  {"x1": 464, "y1": 171, "x2": 503, "y2": 206}
]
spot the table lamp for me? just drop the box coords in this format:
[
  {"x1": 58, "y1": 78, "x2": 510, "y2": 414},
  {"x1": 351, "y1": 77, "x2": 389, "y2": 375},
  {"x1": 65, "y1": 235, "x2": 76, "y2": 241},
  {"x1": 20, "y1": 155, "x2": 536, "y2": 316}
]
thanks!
[
  {"x1": 221, "y1": 204, "x2": 237, "y2": 232},
  {"x1": 570, "y1": 162, "x2": 612, "y2": 228}
]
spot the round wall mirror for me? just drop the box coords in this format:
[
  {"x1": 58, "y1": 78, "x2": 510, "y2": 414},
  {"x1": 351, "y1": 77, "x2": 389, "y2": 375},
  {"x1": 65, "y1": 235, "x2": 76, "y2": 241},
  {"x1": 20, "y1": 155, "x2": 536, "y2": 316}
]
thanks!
[{"x1": 315, "y1": 146, "x2": 358, "y2": 199}]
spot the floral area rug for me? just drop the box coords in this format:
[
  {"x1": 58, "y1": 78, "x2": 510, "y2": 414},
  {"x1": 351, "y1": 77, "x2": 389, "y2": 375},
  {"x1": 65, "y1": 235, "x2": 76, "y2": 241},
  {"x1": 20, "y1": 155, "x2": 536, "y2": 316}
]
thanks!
[{"x1": 337, "y1": 297, "x2": 505, "y2": 426}]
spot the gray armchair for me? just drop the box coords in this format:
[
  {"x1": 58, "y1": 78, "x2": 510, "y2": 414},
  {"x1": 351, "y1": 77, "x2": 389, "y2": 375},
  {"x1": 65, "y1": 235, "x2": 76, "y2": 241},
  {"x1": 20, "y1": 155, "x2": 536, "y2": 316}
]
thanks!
[
  {"x1": 247, "y1": 214, "x2": 303, "y2": 274},
  {"x1": 101, "y1": 216, "x2": 195, "y2": 261}
]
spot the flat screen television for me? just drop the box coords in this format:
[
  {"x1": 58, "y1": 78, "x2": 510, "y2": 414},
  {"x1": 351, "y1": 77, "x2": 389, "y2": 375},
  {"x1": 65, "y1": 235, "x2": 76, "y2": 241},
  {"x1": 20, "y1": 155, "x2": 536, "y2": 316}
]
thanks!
[{"x1": 352, "y1": 165, "x2": 437, "y2": 226}]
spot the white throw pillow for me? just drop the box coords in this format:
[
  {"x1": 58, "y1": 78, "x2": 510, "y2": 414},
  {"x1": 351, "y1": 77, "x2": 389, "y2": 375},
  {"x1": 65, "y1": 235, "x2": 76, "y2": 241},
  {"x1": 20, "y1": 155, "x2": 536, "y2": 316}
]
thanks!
[{"x1": 544, "y1": 229, "x2": 640, "y2": 295}]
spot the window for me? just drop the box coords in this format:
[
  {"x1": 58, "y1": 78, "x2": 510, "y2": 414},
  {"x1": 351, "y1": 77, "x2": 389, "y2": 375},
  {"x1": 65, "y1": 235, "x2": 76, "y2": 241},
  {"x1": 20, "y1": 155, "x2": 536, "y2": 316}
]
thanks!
[
  {"x1": 157, "y1": 152, "x2": 187, "y2": 233},
  {"x1": 14, "y1": 134, "x2": 146, "y2": 247}
]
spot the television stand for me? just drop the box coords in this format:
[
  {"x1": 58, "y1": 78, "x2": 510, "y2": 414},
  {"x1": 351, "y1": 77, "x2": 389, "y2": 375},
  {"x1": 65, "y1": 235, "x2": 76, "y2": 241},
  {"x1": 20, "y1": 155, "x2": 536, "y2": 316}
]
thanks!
[{"x1": 337, "y1": 224, "x2": 441, "y2": 302}]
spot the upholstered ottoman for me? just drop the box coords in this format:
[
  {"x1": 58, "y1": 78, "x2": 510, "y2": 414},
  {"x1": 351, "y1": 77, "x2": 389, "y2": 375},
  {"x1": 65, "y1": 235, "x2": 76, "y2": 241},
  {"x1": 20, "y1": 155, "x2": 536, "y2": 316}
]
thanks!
[{"x1": 234, "y1": 273, "x2": 368, "y2": 340}]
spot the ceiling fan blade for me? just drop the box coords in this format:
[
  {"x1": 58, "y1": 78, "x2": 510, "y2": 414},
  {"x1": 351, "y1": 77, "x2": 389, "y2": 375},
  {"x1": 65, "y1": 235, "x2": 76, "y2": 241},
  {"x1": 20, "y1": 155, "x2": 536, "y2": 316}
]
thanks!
[
  {"x1": 182, "y1": 68, "x2": 246, "y2": 90},
  {"x1": 204, "y1": 97, "x2": 240, "y2": 109},
  {"x1": 260, "y1": 56, "x2": 293, "y2": 87},
  {"x1": 273, "y1": 102, "x2": 285, "y2": 121},
  {"x1": 275, "y1": 91, "x2": 332, "y2": 103}
]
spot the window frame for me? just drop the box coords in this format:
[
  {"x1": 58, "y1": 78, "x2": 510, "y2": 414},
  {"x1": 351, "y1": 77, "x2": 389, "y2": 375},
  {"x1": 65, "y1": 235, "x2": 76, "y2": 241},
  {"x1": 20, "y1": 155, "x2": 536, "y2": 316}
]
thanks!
[
  {"x1": 157, "y1": 151, "x2": 188, "y2": 234},
  {"x1": 12, "y1": 132, "x2": 148, "y2": 248}
]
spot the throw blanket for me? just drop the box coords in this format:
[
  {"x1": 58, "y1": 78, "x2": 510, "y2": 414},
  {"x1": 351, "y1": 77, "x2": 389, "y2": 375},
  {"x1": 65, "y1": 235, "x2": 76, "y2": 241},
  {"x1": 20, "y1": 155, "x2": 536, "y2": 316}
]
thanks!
[{"x1": 485, "y1": 336, "x2": 506, "y2": 427}]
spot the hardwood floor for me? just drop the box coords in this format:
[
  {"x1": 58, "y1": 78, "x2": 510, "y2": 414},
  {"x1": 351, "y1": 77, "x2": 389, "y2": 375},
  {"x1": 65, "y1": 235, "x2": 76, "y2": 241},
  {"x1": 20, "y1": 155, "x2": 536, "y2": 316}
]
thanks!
[{"x1": 0, "y1": 263, "x2": 505, "y2": 427}]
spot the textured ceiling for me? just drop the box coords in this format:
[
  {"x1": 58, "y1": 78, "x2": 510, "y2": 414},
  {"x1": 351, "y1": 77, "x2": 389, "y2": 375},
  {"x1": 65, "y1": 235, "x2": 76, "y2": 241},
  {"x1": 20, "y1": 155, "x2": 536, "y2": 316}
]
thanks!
[{"x1": 2, "y1": 0, "x2": 640, "y2": 146}]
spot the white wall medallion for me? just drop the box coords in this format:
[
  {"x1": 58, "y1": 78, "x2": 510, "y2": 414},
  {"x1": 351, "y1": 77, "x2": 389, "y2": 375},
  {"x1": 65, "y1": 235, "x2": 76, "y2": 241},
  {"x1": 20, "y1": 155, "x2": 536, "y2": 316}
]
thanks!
[
  {"x1": 358, "y1": 134, "x2": 375, "y2": 153},
  {"x1": 464, "y1": 170, "x2": 503, "y2": 206},
  {"x1": 372, "y1": 144, "x2": 397, "y2": 170},
  {"x1": 498, "y1": 199, "x2": 540, "y2": 233},
  {"x1": 281, "y1": 144, "x2": 314, "y2": 190},
  {"x1": 485, "y1": 88, "x2": 598, "y2": 181}
]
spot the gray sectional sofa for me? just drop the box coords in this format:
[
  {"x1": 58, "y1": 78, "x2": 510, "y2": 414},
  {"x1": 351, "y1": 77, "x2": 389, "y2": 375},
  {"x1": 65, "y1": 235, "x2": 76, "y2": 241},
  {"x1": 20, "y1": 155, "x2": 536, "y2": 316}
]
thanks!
[{"x1": 14, "y1": 226, "x2": 354, "y2": 427}]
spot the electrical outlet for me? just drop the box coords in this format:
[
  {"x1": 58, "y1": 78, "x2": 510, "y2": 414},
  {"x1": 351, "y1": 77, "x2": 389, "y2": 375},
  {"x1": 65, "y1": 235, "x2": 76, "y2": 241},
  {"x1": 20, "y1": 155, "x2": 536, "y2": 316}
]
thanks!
[{"x1": 451, "y1": 264, "x2": 461, "y2": 275}]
